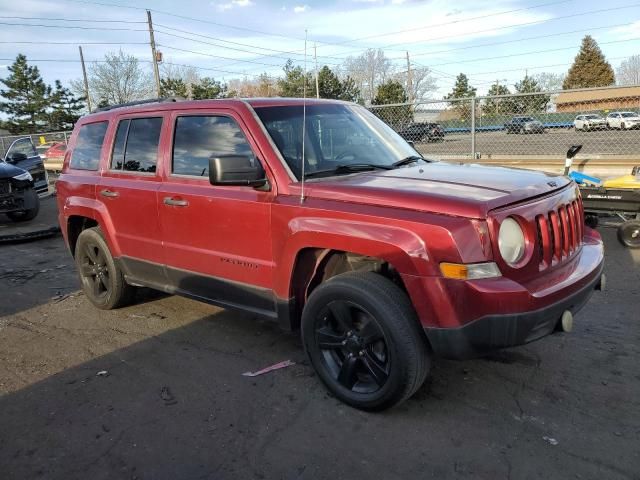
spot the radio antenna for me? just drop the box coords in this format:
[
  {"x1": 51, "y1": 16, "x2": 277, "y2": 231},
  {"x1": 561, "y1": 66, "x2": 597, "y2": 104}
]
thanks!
[{"x1": 300, "y1": 29, "x2": 308, "y2": 204}]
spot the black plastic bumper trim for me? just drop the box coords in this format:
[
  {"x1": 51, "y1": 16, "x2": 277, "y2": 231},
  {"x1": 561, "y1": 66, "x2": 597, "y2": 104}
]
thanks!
[{"x1": 424, "y1": 262, "x2": 604, "y2": 360}]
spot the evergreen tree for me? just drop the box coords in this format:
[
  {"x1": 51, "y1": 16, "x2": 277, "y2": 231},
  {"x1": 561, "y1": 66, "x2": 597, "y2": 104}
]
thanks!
[
  {"x1": 277, "y1": 60, "x2": 314, "y2": 98},
  {"x1": 483, "y1": 83, "x2": 511, "y2": 116},
  {"x1": 445, "y1": 73, "x2": 476, "y2": 118},
  {"x1": 371, "y1": 80, "x2": 412, "y2": 129},
  {"x1": 0, "y1": 54, "x2": 51, "y2": 134},
  {"x1": 316, "y1": 66, "x2": 361, "y2": 102},
  {"x1": 160, "y1": 77, "x2": 188, "y2": 98},
  {"x1": 563, "y1": 36, "x2": 615, "y2": 89},
  {"x1": 49, "y1": 80, "x2": 85, "y2": 131},
  {"x1": 512, "y1": 75, "x2": 549, "y2": 114},
  {"x1": 191, "y1": 77, "x2": 227, "y2": 99}
]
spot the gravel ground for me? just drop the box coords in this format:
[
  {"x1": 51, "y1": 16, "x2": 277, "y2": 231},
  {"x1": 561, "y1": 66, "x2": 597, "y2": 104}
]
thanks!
[{"x1": 0, "y1": 229, "x2": 638, "y2": 480}]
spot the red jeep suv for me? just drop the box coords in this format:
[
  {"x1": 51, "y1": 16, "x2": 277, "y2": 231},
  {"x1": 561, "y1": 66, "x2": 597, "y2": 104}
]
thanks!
[{"x1": 57, "y1": 98, "x2": 604, "y2": 410}]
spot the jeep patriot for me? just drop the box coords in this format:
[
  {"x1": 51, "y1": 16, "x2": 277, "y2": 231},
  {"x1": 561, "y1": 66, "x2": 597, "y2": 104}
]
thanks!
[{"x1": 57, "y1": 98, "x2": 604, "y2": 410}]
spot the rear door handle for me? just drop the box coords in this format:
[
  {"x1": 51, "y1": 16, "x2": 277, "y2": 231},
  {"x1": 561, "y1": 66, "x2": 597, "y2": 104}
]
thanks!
[
  {"x1": 100, "y1": 189, "x2": 119, "y2": 198},
  {"x1": 163, "y1": 197, "x2": 189, "y2": 207}
]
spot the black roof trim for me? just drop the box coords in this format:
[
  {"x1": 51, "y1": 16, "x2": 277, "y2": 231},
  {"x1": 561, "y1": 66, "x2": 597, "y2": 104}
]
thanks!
[{"x1": 91, "y1": 97, "x2": 184, "y2": 113}]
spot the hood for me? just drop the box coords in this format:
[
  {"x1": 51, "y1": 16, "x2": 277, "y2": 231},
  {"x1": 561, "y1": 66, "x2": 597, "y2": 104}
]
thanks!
[
  {"x1": 302, "y1": 162, "x2": 571, "y2": 218},
  {"x1": 525, "y1": 120, "x2": 542, "y2": 125},
  {"x1": 0, "y1": 161, "x2": 27, "y2": 180}
]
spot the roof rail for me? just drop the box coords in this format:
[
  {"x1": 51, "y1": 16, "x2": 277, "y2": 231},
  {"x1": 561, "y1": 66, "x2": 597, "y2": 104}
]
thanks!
[{"x1": 91, "y1": 97, "x2": 184, "y2": 113}]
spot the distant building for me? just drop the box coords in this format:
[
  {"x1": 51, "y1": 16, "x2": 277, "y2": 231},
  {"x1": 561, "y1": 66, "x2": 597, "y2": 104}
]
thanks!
[{"x1": 555, "y1": 86, "x2": 640, "y2": 113}]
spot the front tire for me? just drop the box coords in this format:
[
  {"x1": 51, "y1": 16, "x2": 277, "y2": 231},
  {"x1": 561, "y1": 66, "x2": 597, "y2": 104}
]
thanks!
[
  {"x1": 75, "y1": 227, "x2": 135, "y2": 309},
  {"x1": 7, "y1": 192, "x2": 40, "y2": 222},
  {"x1": 301, "y1": 271, "x2": 430, "y2": 411}
]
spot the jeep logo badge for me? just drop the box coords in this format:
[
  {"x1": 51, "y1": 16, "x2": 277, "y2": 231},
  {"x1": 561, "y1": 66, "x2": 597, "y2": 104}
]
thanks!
[{"x1": 547, "y1": 181, "x2": 557, "y2": 187}]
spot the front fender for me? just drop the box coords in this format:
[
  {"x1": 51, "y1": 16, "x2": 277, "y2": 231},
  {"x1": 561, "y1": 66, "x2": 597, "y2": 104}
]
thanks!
[{"x1": 274, "y1": 217, "x2": 437, "y2": 299}]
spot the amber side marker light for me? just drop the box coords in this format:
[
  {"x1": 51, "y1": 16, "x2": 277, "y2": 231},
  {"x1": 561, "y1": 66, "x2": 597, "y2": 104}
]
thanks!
[{"x1": 440, "y1": 262, "x2": 501, "y2": 280}]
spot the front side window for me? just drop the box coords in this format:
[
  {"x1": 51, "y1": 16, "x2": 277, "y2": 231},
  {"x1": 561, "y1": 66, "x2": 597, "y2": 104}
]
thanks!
[
  {"x1": 621, "y1": 112, "x2": 636, "y2": 118},
  {"x1": 254, "y1": 103, "x2": 420, "y2": 179},
  {"x1": 70, "y1": 121, "x2": 108, "y2": 170},
  {"x1": 172, "y1": 115, "x2": 256, "y2": 177},
  {"x1": 6, "y1": 137, "x2": 37, "y2": 159},
  {"x1": 110, "y1": 117, "x2": 162, "y2": 173}
]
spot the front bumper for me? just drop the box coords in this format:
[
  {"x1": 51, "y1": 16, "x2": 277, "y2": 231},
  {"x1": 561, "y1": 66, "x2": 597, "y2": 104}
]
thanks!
[{"x1": 424, "y1": 259, "x2": 604, "y2": 360}]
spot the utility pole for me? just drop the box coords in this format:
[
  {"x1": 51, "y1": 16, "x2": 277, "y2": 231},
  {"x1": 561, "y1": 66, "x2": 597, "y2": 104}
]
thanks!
[
  {"x1": 78, "y1": 46, "x2": 92, "y2": 112},
  {"x1": 406, "y1": 51, "x2": 413, "y2": 104},
  {"x1": 147, "y1": 10, "x2": 161, "y2": 97},
  {"x1": 314, "y1": 44, "x2": 319, "y2": 99}
]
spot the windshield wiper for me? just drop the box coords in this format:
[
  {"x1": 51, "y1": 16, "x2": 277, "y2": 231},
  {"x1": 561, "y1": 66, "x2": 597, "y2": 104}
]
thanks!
[
  {"x1": 391, "y1": 155, "x2": 429, "y2": 168},
  {"x1": 304, "y1": 163, "x2": 392, "y2": 179}
]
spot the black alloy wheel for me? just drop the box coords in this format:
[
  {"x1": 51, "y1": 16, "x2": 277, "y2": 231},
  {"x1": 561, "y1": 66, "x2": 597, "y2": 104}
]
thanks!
[
  {"x1": 75, "y1": 227, "x2": 135, "y2": 309},
  {"x1": 302, "y1": 271, "x2": 430, "y2": 411},
  {"x1": 314, "y1": 300, "x2": 390, "y2": 394}
]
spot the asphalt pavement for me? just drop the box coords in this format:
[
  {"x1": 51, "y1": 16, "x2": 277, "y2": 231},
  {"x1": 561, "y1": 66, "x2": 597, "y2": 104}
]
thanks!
[{"x1": 0, "y1": 226, "x2": 638, "y2": 479}]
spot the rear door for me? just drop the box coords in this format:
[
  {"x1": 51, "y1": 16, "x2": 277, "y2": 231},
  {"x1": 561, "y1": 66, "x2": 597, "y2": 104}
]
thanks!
[
  {"x1": 157, "y1": 109, "x2": 276, "y2": 315},
  {"x1": 98, "y1": 114, "x2": 167, "y2": 282}
]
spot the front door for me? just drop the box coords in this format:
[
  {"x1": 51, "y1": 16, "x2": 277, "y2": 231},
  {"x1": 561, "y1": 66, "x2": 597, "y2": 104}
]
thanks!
[
  {"x1": 158, "y1": 110, "x2": 275, "y2": 316},
  {"x1": 4, "y1": 137, "x2": 48, "y2": 193},
  {"x1": 98, "y1": 114, "x2": 166, "y2": 282}
]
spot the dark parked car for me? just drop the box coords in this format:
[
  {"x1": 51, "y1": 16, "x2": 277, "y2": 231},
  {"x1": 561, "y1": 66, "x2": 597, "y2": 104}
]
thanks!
[
  {"x1": 2, "y1": 137, "x2": 48, "y2": 194},
  {"x1": 0, "y1": 160, "x2": 40, "y2": 222},
  {"x1": 398, "y1": 122, "x2": 445, "y2": 142},
  {"x1": 504, "y1": 116, "x2": 545, "y2": 134}
]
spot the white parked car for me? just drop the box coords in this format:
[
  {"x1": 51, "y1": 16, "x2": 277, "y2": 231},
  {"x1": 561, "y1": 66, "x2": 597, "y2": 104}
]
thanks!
[
  {"x1": 574, "y1": 114, "x2": 607, "y2": 131},
  {"x1": 606, "y1": 111, "x2": 640, "y2": 130}
]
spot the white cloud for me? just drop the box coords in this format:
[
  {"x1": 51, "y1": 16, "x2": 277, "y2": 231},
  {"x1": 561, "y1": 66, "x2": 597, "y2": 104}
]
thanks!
[
  {"x1": 215, "y1": 0, "x2": 254, "y2": 11},
  {"x1": 391, "y1": 0, "x2": 405, "y2": 4},
  {"x1": 609, "y1": 21, "x2": 640, "y2": 41},
  {"x1": 294, "y1": 5, "x2": 309, "y2": 13}
]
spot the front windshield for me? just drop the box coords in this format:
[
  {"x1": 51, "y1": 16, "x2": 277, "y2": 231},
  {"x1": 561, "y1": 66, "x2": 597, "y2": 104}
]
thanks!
[
  {"x1": 254, "y1": 103, "x2": 422, "y2": 179},
  {"x1": 585, "y1": 115, "x2": 601, "y2": 119}
]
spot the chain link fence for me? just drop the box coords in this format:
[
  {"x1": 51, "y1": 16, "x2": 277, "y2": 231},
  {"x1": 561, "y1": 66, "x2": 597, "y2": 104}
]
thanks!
[{"x1": 369, "y1": 85, "x2": 640, "y2": 164}]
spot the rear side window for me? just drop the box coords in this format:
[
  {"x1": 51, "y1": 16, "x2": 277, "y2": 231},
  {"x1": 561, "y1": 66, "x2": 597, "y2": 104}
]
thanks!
[
  {"x1": 70, "y1": 121, "x2": 108, "y2": 170},
  {"x1": 110, "y1": 117, "x2": 163, "y2": 173},
  {"x1": 172, "y1": 116, "x2": 256, "y2": 177}
]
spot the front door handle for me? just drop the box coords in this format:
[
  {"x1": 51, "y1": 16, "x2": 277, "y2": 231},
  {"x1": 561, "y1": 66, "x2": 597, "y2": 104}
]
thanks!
[
  {"x1": 163, "y1": 197, "x2": 189, "y2": 207},
  {"x1": 100, "y1": 189, "x2": 119, "y2": 198}
]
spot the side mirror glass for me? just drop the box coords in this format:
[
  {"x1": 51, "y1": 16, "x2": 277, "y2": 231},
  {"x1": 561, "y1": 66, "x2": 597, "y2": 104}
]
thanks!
[{"x1": 208, "y1": 155, "x2": 267, "y2": 188}]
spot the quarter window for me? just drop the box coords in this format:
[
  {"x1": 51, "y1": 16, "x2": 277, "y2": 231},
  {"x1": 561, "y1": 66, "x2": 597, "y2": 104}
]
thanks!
[
  {"x1": 110, "y1": 117, "x2": 163, "y2": 173},
  {"x1": 172, "y1": 116, "x2": 256, "y2": 177},
  {"x1": 70, "y1": 121, "x2": 108, "y2": 170}
]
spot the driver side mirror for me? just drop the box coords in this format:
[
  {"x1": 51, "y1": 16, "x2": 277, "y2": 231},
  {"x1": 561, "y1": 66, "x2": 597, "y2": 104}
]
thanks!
[
  {"x1": 208, "y1": 155, "x2": 268, "y2": 188},
  {"x1": 7, "y1": 152, "x2": 28, "y2": 163}
]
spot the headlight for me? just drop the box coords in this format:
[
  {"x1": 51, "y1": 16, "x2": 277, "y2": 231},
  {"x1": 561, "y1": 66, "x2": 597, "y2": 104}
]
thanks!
[
  {"x1": 13, "y1": 171, "x2": 32, "y2": 181},
  {"x1": 498, "y1": 217, "x2": 526, "y2": 266}
]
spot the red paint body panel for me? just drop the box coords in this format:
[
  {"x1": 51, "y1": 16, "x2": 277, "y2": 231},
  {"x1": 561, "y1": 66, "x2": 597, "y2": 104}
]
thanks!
[{"x1": 56, "y1": 98, "x2": 604, "y2": 333}]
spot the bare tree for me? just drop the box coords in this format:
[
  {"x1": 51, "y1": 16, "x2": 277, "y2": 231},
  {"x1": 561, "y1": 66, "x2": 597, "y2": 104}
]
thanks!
[
  {"x1": 161, "y1": 62, "x2": 200, "y2": 99},
  {"x1": 394, "y1": 66, "x2": 437, "y2": 101},
  {"x1": 343, "y1": 49, "x2": 394, "y2": 105},
  {"x1": 71, "y1": 50, "x2": 153, "y2": 107},
  {"x1": 617, "y1": 55, "x2": 640, "y2": 86},
  {"x1": 531, "y1": 72, "x2": 565, "y2": 92}
]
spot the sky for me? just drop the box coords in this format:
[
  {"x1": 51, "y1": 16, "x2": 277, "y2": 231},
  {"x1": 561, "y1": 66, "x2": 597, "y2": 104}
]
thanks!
[{"x1": 0, "y1": 0, "x2": 638, "y2": 98}]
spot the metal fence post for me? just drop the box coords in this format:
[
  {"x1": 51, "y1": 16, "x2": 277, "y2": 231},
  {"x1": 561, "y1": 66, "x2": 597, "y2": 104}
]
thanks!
[
  {"x1": 64, "y1": 132, "x2": 68, "y2": 145},
  {"x1": 470, "y1": 98, "x2": 476, "y2": 159}
]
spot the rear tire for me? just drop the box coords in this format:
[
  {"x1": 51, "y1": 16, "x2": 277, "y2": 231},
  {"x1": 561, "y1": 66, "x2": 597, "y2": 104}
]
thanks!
[
  {"x1": 301, "y1": 271, "x2": 431, "y2": 411},
  {"x1": 75, "y1": 227, "x2": 136, "y2": 309},
  {"x1": 617, "y1": 220, "x2": 640, "y2": 249}
]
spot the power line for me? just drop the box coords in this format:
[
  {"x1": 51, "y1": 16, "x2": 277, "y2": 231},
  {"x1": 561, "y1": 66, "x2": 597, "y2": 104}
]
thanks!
[
  {"x1": 326, "y1": 4, "x2": 640, "y2": 58},
  {"x1": 156, "y1": 44, "x2": 291, "y2": 69},
  {"x1": 0, "y1": 15, "x2": 145, "y2": 23},
  {"x1": 315, "y1": 0, "x2": 574, "y2": 52},
  {"x1": 0, "y1": 21, "x2": 147, "y2": 31},
  {"x1": 0, "y1": 41, "x2": 148, "y2": 45},
  {"x1": 425, "y1": 37, "x2": 640, "y2": 68},
  {"x1": 388, "y1": 22, "x2": 635, "y2": 60}
]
